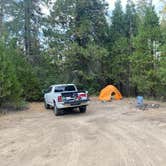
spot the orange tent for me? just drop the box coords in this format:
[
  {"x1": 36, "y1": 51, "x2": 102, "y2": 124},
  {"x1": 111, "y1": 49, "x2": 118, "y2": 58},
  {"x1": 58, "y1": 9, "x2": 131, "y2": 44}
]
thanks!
[{"x1": 98, "y1": 85, "x2": 122, "y2": 101}]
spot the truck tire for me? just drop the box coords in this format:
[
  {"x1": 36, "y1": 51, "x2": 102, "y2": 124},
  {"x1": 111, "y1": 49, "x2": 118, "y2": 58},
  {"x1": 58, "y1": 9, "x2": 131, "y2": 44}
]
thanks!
[
  {"x1": 79, "y1": 106, "x2": 86, "y2": 113},
  {"x1": 54, "y1": 105, "x2": 62, "y2": 116},
  {"x1": 44, "y1": 100, "x2": 50, "y2": 109}
]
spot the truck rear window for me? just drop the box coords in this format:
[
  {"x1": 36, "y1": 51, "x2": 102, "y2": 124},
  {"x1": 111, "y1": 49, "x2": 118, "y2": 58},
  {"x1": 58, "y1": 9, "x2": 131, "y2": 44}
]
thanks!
[
  {"x1": 65, "y1": 86, "x2": 76, "y2": 91},
  {"x1": 54, "y1": 85, "x2": 76, "y2": 92}
]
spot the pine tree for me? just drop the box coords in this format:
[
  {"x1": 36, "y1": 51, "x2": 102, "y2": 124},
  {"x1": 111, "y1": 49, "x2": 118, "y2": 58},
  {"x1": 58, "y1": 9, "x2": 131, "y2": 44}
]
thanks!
[
  {"x1": 24, "y1": 0, "x2": 43, "y2": 61},
  {"x1": 124, "y1": 0, "x2": 138, "y2": 95},
  {"x1": 110, "y1": 0, "x2": 125, "y2": 43},
  {"x1": 131, "y1": 5, "x2": 161, "y2": 96},
  {"x1": 0, "y1": 0, "x2": 4, "y2": 36},
  {"x1": 0, "y1": 41, "x2": 22, "y2": 106},
  {"x1": 44, "y1": 0, "x2": 109, "y2": 91},
  {"x1": 125, "y1": 0, "x2": 138, "y2": 38},
  {"x1": 109, "y1": 0, "x2": 127, "y2": 94},
  {"x1": 0, "y1": 0, "x2": 12, "y2": 37}
]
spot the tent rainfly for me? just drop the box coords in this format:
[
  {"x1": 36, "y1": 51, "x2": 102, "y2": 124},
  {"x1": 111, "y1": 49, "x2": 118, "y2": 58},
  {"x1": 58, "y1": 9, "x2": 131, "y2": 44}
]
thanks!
[{"x1": 98, "y1": 85, "x2": 122, "y2": 101}]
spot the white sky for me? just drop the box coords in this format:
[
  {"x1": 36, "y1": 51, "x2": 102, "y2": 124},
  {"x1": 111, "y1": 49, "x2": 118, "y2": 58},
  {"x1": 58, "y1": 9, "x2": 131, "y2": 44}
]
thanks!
[
  {"x1": 106, "y1": 0, "x2": 161, "y2": 11},
  {"x1": 106, "y1": 0, "x2": 126, "y2": 8},
  {"x1": 40, "y1": 0, "x2": 161, "y2": 16},
  {"x1": 106, "y1": 0, "x2": 159, "y2": 6}
]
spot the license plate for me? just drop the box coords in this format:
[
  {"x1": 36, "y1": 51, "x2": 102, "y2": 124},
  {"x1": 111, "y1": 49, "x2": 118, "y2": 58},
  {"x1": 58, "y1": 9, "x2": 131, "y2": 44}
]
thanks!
[{"x1": 71, "y1": 101, "x2": 81, "y2": 105}]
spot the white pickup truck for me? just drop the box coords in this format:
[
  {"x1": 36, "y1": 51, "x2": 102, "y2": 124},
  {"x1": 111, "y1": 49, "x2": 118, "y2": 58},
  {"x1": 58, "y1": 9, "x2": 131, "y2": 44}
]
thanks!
[{"x1": 44, "y1": 84, "x2": 89, "y2": 116}]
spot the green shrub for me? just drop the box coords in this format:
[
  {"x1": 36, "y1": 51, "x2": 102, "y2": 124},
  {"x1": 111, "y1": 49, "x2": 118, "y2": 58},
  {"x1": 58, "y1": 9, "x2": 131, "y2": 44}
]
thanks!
[{"x1": 0, "y1": 41, "x2": 22, "y2": 106}]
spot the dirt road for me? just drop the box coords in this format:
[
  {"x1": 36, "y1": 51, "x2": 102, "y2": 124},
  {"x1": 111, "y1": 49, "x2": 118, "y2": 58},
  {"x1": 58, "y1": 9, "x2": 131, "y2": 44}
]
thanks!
[{"x1": 0, "y1": 98, "x2": 166, "y2": 166}]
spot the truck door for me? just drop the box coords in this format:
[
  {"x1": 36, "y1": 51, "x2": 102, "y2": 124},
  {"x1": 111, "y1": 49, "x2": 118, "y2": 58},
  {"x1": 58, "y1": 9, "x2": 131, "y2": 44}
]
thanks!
[{"x1": 44, "y1": 86, "x2": 53, "y2": 105}]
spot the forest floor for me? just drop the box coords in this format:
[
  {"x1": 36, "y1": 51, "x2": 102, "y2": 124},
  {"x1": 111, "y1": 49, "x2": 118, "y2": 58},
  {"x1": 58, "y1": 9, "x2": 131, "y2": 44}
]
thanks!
[{"x1": 0, "y1": 98, "x2": 166, "y2": 166}]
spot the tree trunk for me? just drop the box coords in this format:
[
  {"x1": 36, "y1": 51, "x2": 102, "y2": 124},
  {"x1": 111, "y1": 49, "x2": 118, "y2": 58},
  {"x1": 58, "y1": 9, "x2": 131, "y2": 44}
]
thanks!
[
  {"x1": 0, "y1": 0, "x2": 4, "y2": 37},
  {"x1": 24, "y1": 0, "x2": 31, "y2": 57}
]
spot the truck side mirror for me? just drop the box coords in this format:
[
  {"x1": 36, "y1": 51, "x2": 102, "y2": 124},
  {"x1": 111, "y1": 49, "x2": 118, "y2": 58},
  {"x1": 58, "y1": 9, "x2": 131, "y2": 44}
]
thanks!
[{"x1": 42, "y1": 89, "x2": 46, "y2": 94}]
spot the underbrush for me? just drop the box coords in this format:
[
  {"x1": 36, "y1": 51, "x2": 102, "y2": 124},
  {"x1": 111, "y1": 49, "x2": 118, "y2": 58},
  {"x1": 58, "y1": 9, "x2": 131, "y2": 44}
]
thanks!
[{"x1": 0, "y1": 101, "x2": 29, "y2": 115}]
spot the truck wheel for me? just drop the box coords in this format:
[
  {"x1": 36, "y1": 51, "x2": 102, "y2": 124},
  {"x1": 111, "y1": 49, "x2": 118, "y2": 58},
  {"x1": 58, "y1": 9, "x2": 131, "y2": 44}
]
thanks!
[
  {"x1": 79, "y1": 106, "x2": 86, "y2": 113},
  {"x1": 44, "y1": 100, "x2": 50, "y2": 109},
  {"x1": 54, "y1": 105, "x2": 62, "y2": 116}
]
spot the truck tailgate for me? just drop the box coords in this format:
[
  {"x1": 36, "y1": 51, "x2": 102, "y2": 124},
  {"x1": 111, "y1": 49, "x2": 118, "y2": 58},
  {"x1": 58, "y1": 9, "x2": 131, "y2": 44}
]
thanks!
[{"x1": 61, "y1": 91, "x2": 88, "y2": 105}]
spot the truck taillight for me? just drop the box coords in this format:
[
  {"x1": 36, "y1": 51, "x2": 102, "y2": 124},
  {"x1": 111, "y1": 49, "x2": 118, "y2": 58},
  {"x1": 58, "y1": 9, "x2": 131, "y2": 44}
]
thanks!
[
  {"x1": 80, "y1": 94, "x2": 87, "y2": 97},
  {"x1": 77, "y1": 93, "x2": 87, "y2": 99},
  {"x1": 58, "y1": 96, "x2": 62, "y2": 102}
]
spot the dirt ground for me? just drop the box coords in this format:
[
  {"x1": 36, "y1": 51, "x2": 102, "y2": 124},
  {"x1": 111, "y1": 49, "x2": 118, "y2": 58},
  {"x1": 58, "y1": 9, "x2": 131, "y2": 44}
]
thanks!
[{"x1": 0, "y1": 98, "x2": 166, "y2": 166}]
